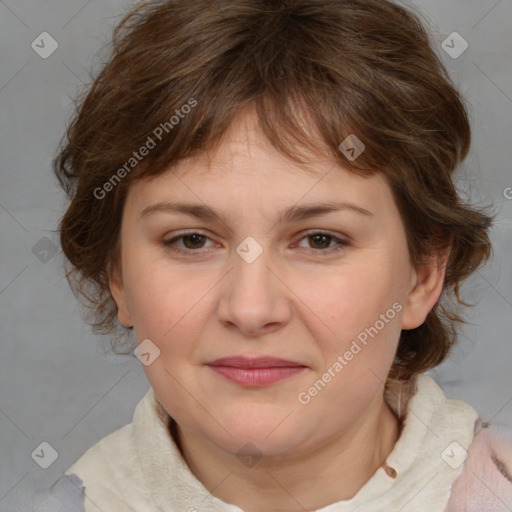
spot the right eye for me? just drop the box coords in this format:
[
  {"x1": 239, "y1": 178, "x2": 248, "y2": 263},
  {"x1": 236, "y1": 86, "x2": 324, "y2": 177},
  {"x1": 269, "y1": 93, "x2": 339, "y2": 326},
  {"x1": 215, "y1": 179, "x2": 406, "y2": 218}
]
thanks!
[{"x1": 162, "y1": 231, "x2": 216, "y2": 255}]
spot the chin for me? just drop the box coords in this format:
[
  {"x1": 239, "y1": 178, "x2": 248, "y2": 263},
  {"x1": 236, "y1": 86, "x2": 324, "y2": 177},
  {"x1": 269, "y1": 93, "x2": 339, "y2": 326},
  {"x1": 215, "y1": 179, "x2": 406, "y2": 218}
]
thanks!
[{"x1": 213, "y1": 422, "x2": 302, "y2": 458}]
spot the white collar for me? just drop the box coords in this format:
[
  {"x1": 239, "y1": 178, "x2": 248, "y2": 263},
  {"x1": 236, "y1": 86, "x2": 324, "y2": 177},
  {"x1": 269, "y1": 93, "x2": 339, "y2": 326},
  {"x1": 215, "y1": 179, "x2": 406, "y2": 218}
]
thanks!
[{"x1": 132, "y1": 373, "x2": 479, "y2": 511}]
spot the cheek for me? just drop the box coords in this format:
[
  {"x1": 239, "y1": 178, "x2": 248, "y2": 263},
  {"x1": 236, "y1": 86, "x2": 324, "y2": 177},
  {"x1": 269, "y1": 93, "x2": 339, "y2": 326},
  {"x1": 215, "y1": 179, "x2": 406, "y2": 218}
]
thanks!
[
  {"x1": 308, "y1": 263, "x2": 404, "y2": 378},
  {"x1": 125, "y1": 262, "x2": 217, "y2": 370},
  {"x1": 318, "y1": 263, "x2": 401, "y2": 333},
  {"x1": 124, "y1": 255, "x2": 202, "y2": 328},
  {"x1": 297, "y1": 269, "x2": 402, "y2": 418}
]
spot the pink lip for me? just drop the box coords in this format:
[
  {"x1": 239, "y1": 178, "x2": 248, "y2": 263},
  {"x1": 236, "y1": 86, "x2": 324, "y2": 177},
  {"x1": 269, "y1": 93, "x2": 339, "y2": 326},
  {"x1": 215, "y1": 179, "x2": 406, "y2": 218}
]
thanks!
[
  {"x1": 206, "y1": 356, "x2": 305, "y2": 368},
  {"x1": 205, "y1": 356, "x2": 307, "y2": 387}
]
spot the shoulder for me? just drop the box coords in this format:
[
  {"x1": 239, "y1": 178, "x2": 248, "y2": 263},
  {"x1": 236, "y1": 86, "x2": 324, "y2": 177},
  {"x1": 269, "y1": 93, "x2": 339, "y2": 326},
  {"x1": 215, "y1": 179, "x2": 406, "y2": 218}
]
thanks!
[
  {"x1": 57, "y1": 422, "x2": 142, "y2": 509},
  {"x1": 31, "y1": 474, "x2": 86, "y2": 512},
  {"x1": 447, "y1": 420, "x2": 512, "y2": 512},
  {"x1": 65, "y1": 421, "x2": 134, "y2": 480}
]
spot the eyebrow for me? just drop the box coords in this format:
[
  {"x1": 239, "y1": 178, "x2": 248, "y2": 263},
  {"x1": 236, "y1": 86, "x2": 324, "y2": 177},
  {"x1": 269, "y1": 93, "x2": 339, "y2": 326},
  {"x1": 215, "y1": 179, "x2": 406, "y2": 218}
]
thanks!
[{"x1": 140, "y1": 200, "x2": 373, "y2": 225}]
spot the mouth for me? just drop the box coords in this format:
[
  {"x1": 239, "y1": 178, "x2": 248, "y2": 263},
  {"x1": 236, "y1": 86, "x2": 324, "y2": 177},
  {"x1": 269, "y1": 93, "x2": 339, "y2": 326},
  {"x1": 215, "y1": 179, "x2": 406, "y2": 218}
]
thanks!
[{"x1": 205, "y1": 356, "x2": 308, "y2": 387}]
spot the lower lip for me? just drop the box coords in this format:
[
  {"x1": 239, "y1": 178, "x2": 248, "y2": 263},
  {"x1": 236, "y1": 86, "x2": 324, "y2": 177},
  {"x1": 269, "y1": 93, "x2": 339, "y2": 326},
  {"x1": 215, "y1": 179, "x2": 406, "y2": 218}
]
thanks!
[{"x1": 207, "y1": 365, "x2": 306, "y2": 386}]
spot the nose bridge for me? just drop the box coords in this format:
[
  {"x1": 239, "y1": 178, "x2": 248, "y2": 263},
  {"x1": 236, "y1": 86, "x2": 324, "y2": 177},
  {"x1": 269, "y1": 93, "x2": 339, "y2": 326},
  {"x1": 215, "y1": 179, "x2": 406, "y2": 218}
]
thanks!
[
  {"x1": 217, "y1": 234, "x2": 290, "y2": 333},
  {"x1": 231, "y1": 235, "x2": 275, "y2": 295}
]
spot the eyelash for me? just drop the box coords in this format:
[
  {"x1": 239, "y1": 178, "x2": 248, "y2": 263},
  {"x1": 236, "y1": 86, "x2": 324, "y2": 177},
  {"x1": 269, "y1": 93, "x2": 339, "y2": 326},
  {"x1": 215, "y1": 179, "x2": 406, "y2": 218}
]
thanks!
[{"x1": 162, "y1": 231, "x2": 350, "y2": 256}]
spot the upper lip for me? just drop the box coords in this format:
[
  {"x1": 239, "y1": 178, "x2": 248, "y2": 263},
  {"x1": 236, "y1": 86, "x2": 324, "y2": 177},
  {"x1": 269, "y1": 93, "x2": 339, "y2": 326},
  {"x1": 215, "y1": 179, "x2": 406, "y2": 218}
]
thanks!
[{"x1": 205, "y1": 356, "x2": 306, "y2": 368}]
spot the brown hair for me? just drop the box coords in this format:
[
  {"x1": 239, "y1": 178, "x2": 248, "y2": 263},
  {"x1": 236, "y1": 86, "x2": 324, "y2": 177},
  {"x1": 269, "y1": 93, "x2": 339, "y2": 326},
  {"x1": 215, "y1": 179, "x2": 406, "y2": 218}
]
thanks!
[{"x1": 54, "y1": 0, "x2": 493, "y2": 381}]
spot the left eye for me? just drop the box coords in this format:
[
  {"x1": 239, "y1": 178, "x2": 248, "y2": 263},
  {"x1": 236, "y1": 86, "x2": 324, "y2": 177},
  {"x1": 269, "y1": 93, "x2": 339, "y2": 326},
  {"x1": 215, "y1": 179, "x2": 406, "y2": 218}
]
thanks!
[
  {"x1": 163, "y1": 232, "x2": 214, "y2": 252},
  {"x1": 163, "y1": 231, "x2": 349, "y2": 255},
  {"x1": 295, "y1": 233, "x2": 348, "y2": 251}
]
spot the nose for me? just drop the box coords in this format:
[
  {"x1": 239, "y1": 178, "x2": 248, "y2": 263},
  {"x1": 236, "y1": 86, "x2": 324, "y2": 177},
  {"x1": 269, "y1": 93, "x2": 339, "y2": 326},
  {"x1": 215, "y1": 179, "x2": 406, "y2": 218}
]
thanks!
[{"x1": 216, "y1": 241, "x2": 292, "y2": 337}]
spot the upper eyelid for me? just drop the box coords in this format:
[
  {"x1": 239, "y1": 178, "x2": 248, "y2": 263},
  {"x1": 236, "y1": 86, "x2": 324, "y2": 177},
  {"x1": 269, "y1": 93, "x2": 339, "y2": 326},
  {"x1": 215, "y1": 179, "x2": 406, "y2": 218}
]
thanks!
[{"x1": 164, "y1": 230, "x2": 349, "y2": 248}]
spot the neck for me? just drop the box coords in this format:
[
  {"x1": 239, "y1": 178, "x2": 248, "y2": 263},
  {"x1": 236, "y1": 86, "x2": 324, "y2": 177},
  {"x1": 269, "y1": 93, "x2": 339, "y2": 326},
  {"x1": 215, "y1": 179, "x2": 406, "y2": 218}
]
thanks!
[{"x1": 171, "y1": 397, "x2": 401, "y2": 512}]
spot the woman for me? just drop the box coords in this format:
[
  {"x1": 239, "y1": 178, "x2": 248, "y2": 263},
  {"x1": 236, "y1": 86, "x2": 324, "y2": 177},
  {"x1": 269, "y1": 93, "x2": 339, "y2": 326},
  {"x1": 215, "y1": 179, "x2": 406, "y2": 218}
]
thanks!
[{"x1": 33, "y1": 0, "x2": 512, "y2": 510}]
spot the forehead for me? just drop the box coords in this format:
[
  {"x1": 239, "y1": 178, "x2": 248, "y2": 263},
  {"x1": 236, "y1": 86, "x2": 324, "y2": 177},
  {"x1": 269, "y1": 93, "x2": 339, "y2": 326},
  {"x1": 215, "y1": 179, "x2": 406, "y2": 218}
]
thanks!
[
  {"x1": 125, "y1": 109, "x2": 396, "y2": 224},
  {"x1": 175, "y1": 108, "x2": 332, "y2": 178}
]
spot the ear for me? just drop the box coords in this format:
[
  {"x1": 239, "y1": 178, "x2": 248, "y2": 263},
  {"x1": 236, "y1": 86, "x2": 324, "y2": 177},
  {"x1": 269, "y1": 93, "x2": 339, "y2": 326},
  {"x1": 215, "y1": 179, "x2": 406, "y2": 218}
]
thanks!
[
  {"x1": 401, "y1": 247, "x2": 450, "y2": 330},
  {"x1": 108, "y1": 261, "x2": 133, "y2": 328}
]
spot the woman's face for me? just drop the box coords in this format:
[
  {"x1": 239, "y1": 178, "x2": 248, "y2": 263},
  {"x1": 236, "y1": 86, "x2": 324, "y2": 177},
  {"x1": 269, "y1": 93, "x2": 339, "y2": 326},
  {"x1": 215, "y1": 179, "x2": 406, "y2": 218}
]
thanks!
[{"x1": 110, "y1": 110, "x2": 438, "y2": 459}]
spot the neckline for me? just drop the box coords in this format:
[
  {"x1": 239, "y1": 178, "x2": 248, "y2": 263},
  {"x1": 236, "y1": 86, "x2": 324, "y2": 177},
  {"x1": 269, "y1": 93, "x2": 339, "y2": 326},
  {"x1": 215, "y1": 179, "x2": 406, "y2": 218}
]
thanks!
[{"x1": 141, "y1": 374, "x2": 479, "y2": 511}]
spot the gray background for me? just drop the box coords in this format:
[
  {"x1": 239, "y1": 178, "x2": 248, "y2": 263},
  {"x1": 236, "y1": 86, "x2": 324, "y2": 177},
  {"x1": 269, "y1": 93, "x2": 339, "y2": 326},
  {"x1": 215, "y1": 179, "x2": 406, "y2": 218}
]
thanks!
[{"x1": 1, "y1": 0, "x2": 511, "y2": 510}]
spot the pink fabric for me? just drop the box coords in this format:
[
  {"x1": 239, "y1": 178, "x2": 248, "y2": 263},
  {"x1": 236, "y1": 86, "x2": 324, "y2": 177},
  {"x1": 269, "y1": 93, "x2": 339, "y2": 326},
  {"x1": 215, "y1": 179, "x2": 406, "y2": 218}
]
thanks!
[{"x1": 447, "y1": 421, "x2": 512, "y2": 511}]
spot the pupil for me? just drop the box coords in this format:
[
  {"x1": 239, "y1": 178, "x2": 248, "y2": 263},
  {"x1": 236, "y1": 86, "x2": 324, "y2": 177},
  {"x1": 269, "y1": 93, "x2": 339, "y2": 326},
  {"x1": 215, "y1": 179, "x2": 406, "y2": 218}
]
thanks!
[
  {"x1": 185, "y1": 234, "x2": 203, "y2": 248},
  {"x1": 312, "y1": 235, "x2": 329, "y2": 248}
]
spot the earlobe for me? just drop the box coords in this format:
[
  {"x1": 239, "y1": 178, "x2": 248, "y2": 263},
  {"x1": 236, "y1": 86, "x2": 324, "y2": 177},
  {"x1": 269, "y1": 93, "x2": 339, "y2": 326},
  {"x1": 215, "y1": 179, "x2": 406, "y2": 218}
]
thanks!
[
  {"x1": 108, "y1": 264, "x2": 133, "y2": 328},
  {"x1": 401, "y1": 248, "x2": 450, "y2": 330}
]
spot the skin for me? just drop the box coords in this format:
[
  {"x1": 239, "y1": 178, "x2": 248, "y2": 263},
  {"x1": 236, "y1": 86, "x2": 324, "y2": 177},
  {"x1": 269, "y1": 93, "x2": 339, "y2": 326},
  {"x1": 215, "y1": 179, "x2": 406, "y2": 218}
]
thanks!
[{"x1": 110, "y1": 108, "x2": 449, "y2": 511}]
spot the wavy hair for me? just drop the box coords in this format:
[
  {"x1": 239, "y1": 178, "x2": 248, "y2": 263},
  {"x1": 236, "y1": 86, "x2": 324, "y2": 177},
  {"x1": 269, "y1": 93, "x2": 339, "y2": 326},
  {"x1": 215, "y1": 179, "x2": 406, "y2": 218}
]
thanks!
[{"x1": 54, "y1": 0, "x2": 493, "y2": 381}]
